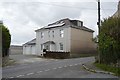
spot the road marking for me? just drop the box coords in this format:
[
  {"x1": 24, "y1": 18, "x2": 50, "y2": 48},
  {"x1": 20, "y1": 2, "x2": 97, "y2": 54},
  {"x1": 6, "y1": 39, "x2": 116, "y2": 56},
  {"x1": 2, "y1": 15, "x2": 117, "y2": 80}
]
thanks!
[
  {"x1": 26, "y1": 73, "x2": 34, "y2": 75},
  {"x1": 45, "y1": 69, "x2": 50, "y2": 71},
  {"x1": 74, "y1": 64, "x2": 78, "y2": 66},
  {"x1": 58, "y1": 67, "x2": 62, "y2": 68},
  {"x1": 16, "y1": 75, "x2": 24, "y2": 77},
  {"x1": 9, "y1": 77, "x2": 14, "y2": 78},
  {"x1": 69, "y1": 65, "x2": 73, "y2": 66},
  {"x1": 53, "y1": 68, "x2": 57, "y2": 69},
  {"x1": 37, "y1": 71, "x2": 43, "y2": 73},
  {"x1": 64, "y1": 65, "x2": 67, "y2": 67}
]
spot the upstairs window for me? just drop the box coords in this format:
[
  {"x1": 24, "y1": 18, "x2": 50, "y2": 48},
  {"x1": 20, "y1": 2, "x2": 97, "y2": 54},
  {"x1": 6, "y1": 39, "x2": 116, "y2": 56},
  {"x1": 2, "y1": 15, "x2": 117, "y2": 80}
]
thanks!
[
  {"x1": 60, "y1": 29, "x2": 64, "y2": 38},
  {"x1": 52, "y1": 31, "x2": 54, "y2": 38},
  {"x1": 48, "y1": 31, "x2": 50, "y2": 37},
  {"x1": 41, "y1": 32, "x2": 44, "y2": 38}
]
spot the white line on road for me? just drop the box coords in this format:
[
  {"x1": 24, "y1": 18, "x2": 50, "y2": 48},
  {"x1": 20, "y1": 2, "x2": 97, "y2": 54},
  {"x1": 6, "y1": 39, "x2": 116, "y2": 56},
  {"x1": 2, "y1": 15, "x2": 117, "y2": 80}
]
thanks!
[
  {"x1": 26, "y1": 73, "x2": 34, "y2": 75},
  {"x1": 37, "y1": 71, "x2": 43, "y2": 73},
  {"x1": 58, "y1": 67, "x2": 62, "y2": 68},
  {"x1": 74, "y1": 64, "x2": 78, "y2": 66},
  {"x1": 64, "y1": 65, "x2": 67, "y2": 67},
  {"x1": 69, "y1": 65, "x2": 73, "y2": 66},
  {"x1": 53, "y1": 68, "x2": 57, "y2": 69},
  {"x1": 45, "y1": 69, "x2": 50, "y2": 71},
  {"x1": 9, "y1": 77, "x2": 14, "y2": 78},
  {"x1": 16, "y1": 75, "x2": 24, "y2": 77}
]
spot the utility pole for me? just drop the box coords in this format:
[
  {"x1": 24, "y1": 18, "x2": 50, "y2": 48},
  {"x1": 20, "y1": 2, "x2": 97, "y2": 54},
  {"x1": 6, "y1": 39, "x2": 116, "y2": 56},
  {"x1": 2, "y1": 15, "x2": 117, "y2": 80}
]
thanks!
[
  {"x1": 97, "y1": 0, "x2": 101, "y2": 63},
  {"x1": 97, "y1": 0, "x2": 101, "y2": 34}
]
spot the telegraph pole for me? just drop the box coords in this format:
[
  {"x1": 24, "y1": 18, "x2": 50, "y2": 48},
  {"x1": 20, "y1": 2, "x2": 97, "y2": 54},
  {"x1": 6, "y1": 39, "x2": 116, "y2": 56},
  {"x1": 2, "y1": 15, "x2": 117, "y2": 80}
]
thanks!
[
  {"x1": 97, "y1": 0, "x2": 101, "y2": 34},
  {"x1": 97, "y1": 0, "x2": 101, "y2": 63}
]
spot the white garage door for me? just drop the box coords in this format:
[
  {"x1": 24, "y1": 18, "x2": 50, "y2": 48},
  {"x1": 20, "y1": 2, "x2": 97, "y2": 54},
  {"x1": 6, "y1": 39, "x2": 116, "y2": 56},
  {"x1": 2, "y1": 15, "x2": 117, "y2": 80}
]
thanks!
[{"x1": 26, "y1": 46, "x2": 31, "y2": 55}]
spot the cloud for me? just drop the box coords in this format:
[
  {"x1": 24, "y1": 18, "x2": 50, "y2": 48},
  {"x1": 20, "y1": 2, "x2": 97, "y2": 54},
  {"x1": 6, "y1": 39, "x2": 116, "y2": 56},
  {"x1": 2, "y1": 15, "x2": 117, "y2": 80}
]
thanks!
[{"x1": 0, "y1": 1, "x2": 118, "y2": 45}]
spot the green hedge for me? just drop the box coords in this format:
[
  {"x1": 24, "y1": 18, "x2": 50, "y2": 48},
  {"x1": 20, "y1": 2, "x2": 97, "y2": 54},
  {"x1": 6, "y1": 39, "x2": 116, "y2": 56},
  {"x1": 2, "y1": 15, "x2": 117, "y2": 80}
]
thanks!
[
  {"x1": 99, "y1": 17, "x2": 120, "y2": 64},
  {"x1": 0, "y1": 23, "x2": 11, "y2": 57}
]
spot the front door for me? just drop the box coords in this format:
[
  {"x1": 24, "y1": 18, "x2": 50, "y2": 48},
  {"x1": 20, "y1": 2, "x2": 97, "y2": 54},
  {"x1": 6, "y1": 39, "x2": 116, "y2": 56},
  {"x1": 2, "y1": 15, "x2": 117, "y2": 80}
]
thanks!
[{"x1": 45, "y1": 45, "x2": 50, "y2": 51}]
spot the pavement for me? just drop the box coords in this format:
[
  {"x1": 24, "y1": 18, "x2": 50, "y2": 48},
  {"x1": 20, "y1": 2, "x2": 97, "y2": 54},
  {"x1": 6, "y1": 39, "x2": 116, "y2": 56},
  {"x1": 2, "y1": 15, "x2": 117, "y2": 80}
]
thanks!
[{"x1": 2, "y1": 55, "x2": 119, "y2": 78}]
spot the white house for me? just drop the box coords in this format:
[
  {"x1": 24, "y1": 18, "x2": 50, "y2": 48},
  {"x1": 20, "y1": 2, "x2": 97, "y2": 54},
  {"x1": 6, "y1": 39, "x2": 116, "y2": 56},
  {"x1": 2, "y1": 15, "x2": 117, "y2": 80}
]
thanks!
[
  {"x1": 23, "y1": 38, "x2": 36, "y2": 55},
  {"x1": 34, "y1": 18, "x2": 96, "y2": 57}
]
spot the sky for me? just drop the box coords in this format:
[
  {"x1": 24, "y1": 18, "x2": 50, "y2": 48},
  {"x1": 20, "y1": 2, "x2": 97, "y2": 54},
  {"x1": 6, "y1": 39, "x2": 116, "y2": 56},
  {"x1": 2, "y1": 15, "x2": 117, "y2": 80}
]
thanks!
[{"x1": 0, "y1": 0, "x2": 119, "y2": 45}]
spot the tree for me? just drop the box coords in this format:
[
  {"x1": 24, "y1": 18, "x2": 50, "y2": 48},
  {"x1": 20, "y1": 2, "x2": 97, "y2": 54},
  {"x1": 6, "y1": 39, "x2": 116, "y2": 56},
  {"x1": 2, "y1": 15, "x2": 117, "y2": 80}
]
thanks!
[
  {"x1": 0, "y1": 22, "x2": 11, "y2": 57},
  {"x1": 99, "y1": 17, "x2": 120, "y2": 65}
]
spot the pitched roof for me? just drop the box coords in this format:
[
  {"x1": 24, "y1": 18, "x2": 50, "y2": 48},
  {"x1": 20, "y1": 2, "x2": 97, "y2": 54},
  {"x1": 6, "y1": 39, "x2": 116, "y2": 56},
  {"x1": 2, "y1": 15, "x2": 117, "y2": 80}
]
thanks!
[
  {"x1": 35, "y1": 18, "x2": 94, "y2": 32},
  {"x1": 23, "y1": 38, "x2": 36, "y2": 46}
]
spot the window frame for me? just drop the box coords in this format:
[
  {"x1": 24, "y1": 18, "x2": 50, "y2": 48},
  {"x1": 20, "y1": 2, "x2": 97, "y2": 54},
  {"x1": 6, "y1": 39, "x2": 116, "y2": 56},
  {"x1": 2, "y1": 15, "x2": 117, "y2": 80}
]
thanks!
[
  {"x1": 59, "y1": 43, "x2": 63, "y2": 50},
  {"x1": 41, "y1": 32, "x2": 44, "y2": 39},
  {"x1": 52, "y1": 30, "x2": 54, "y2": 38},
  {"x1": 60, "y1": 29, "x2": 64, "y2": 38}
]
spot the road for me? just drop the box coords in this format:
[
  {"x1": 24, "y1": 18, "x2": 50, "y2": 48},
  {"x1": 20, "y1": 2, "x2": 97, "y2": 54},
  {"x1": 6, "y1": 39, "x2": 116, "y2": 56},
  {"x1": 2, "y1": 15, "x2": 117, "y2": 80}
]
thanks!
[{"x1": 2, "y1": 56, "x2": 118, "y2": 78}]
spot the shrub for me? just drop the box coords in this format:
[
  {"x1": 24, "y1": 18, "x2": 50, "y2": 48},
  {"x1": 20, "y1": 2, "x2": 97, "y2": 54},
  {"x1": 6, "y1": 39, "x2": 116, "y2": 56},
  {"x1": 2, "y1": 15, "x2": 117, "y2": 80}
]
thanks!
[
  {"x1": 99, "y1": 17, "x2": 120, "y2": 65},
  {"x1": 0, "y1": 23, "x2": 11, "y2": 57}
]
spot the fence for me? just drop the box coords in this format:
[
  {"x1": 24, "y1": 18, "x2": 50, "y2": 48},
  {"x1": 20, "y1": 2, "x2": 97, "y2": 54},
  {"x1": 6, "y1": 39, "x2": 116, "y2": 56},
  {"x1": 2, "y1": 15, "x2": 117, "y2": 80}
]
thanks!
[{"x1": 43, "y1": 51, "x2": 70, "y2": 59}]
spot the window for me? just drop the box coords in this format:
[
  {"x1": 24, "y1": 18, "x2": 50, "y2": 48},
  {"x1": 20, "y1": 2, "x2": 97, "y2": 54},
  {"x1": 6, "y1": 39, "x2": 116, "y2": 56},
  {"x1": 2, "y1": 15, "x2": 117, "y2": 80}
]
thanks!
[
  {"x1": 41, "y1": 32, "x2": 44, "y2": 38},
  {"x1": 52, "y1": 31, "x2": 54, "y2": 38},
  {"x1": 60, "y1": 29, "x2": 64, "y2": 38},
  {"x1": 59, "y1": 43, "x2": 63, "y2": 50},
  {"x1": 48, "y1": 31, "x2": 50, "y2": 37},
  {"x1": 77, "y1": 21, "x2": 83, "y2": 26}
]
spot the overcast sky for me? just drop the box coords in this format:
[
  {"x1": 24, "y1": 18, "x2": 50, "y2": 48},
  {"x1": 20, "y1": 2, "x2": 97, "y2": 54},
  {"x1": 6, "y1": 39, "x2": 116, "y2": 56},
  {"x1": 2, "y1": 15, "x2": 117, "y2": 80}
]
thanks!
[{"x1": 0, "y1": 0, "x2": 119, "y2": 45}]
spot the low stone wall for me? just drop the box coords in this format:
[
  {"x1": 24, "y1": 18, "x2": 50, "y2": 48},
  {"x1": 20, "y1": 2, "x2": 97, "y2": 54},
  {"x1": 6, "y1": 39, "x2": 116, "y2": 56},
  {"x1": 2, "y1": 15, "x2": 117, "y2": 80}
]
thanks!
[
  {"x1": 43, "y1": 51, "x2": 70, "y2": 59},
  {"x1": 9, "y1": 45, "x2": 23, "y2": 55}
]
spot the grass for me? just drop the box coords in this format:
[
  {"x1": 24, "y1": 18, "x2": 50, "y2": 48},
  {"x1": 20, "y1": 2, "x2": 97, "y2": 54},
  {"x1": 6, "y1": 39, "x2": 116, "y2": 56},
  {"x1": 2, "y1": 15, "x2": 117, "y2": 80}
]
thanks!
[
  {"x1": 2, "y1": 58, "x2": 16, "y2": 67},
  {"x1": 94, "y1": 63, "x2": 120, "y2": 76}
]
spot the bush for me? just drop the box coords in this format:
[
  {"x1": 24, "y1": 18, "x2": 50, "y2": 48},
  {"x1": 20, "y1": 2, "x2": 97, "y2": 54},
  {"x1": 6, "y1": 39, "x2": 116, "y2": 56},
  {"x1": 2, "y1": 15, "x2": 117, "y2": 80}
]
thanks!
[
  {"x1": 99, "y1": 17, "x2": 120, "y2": 64},
  {"x1": 0, "y1": 23, "x2": 11, "y2": 57}
]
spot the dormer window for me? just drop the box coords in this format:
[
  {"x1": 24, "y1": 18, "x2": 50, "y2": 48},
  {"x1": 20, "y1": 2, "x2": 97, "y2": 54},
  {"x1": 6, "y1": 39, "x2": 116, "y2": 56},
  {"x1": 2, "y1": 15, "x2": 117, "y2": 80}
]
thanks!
[
  {"x1": 71, "y1": 20, "x2": 83, "y2": 27},
  {"x1": 77, "y1": 21, "x2": 83, "y2": 27}
]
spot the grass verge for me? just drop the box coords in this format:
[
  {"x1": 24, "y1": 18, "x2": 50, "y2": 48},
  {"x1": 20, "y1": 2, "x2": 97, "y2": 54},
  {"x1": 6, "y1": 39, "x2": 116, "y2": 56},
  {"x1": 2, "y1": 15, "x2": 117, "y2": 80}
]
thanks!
[
  {"x1": 2, "y1": 58, "x2": 16, "y2": 67},
  {"x1": 94, "y1": 63, "x2": 120, "y2": 76}
]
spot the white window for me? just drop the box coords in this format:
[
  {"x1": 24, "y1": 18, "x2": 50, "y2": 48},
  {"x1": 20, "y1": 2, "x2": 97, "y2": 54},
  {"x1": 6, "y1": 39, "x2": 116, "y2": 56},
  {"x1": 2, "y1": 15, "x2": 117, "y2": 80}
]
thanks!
[
  {"x1": 52, "y1": 31, "x2": 54, "y2": 38},
  {"x1": 60, "y1": 29, "x2": 64, "y2": 38},
  {"x1": 41, "y1": 32, "x2": 44, "y2": 38},
  {"x1": 48, "y1": 31, "x2": 50, "y2": 37},
  {"x1": 59, "y1": 43, "x2": 63, "y2": 50}
]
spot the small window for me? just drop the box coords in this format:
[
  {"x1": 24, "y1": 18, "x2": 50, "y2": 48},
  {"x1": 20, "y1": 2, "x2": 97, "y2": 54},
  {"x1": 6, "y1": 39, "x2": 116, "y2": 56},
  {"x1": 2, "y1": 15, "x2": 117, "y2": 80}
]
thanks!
[
  {"x1": 48, "y1": 31, "x2": 50, "y2": 37},
  {"x1": 41, "y1": 32, "x2": 44, "y2": 38},
  {"x1": 52, "y1": 31, "x2": 54, "y2": 38},
  {"x1": 60, "y1": 29, "x2": 64, "y2": 38},
  {"x1": 59, "y1": 43, "x2": 63, "y2": 50}
]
